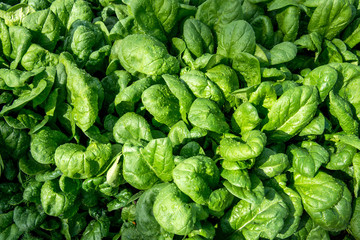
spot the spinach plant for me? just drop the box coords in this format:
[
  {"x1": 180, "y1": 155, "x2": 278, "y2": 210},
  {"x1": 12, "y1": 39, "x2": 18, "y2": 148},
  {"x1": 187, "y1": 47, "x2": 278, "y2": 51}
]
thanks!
[{"x1": 0, "y1": 0, "x2": 360, "y2": 239}]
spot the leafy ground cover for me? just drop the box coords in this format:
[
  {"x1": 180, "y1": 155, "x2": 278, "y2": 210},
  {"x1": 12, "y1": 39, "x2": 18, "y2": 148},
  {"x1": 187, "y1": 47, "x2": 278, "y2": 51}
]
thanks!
[{"x1": 0, "y1": 0, "x2": 360, "y2": 239}]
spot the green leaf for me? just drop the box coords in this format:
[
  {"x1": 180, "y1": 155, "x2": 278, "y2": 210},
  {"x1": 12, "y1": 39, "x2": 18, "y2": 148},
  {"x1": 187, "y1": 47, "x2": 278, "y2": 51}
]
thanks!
[
  {"x1": 262, "y1": 85, "x2": 320, "y2": 142},
  {"x1": 232, "y1": 102, "x2": 261, "y2": 134},
  {"x1": 55, "y1": 142, "x2": 112, "y2": 179},
  {"x1": 303, "y1": 65, "x2": 338, "y2": 102},
  {"x1": 142, "y1": 84, "x2": 182, "y2": 127},
  {"x1": 329, "y1": 91, "x2": 359, "y2": 135},
  {"x1": 141, "y1": 138, "x2": 175, "y2": 182},
  {"x1": 232, "y1": 52, "x2": 261, "y2": 87},
  {"x1": 173, "y1": 155, "x2": 219, "y2": 205},
  {"x1": 122, "y1": 144, "x2": 159, "y2": 190},
  {"x1": 326, "y1": 141, "x2": 356, "y2": 170},
  {"x1": 13, "y1": 205, "x2": 46, "y2": 232},
  {"x1": 30, "y1": 127, "x2": 68, "y2": 164},
  {"x1": 269, "y1": 42, "x2": 297, "y2": 65},
  {"x1": 224, "y1": 173, "x2": 265, "y2": 205},
  {"x1": 308, "y1": 0, "x2": 355, "y2": 40},
  {"x1": 59, "y1": 52, "x2": 102, "y2": 132},
  {"x1": 254, "y1": 148, "x2": 289, "y2": 179},
  {"x1": 40, "y1": 179, "x2": 78, "y2": 218},
  {"x1": 220, "y1": 130, "x2": 266, "y2": 162},
  {"x1": 22, "y1": 9, "x2": 61, "y2": 51},
  {"x1": 227, "y1": 187, "x2": 288, "y2": 240},
  {"x1": 353, "y1": 153, "x2": 360, "y2": 198},
  {"x1": 205, "y1": 64, "x2": 239, "y2": 108},
  {"x1": 294, "y1": 171, "x2": 343, "y2": 211},
  {"x1": 135, "y1": 183, "x2": 167, "y2": 237},
  {"x1": 180, "y1": 70, "x2": 224, "y2": 106},
  {"x1": 153, "y1": 183, "x2": 196, "y2": 235},
  {"x1": 114, "y1": 77, "x2": 153, "y2": 116},
  {"x1": 118, "y1": 34, "x2": 179, "y2": 76},
  {"x1": 217, "y1": 20, "x2": 256, "y2": 58},
  {"x1": 188, "y1": 98, "x2": 229, "y2": 134},
  {"x1": 288, "y1": 142, "x2": 328, "y2": 178},
  {"x1": 195, "y1": 0, "x2": 243, "y2": 33},
  {"x1": 80, "y1": 217, "x2": 110, "y2": 240},
  {"x1": 113, "y1": 112, "x2": 153, "y2": 145},
  {"x1": 123, "y1": 0, "x2": 179, "y2": 42},
  {"x1": 163, "y1": 74, "x2": 194, "y2": 123},
  {"x1": 183, "y1": 18, "x2": 214, "y2": 58},
  {"x1": 349, "y1": 197, "x2": 360, "y2": 239},
  {"x1": 208, "y1": 188, "x2": 234, "y2": 213}
]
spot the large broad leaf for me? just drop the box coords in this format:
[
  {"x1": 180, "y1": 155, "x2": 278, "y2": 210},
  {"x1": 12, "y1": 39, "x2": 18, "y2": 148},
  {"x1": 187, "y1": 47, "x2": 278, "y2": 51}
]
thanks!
[
  {"x1": 326, "y1": 141, "x2": 356, "y2": 170},
  {"x1": 205, "y1": 64, "x2": 239, "y2": 108},
  {"x1": 13, "y1": 206, "x2": 46, "y2": 232},
  {"x1": 0, "y1": 121, "x2": 30, "y2": 159},
  {"x1": 349, "y1": 197, "x2": 360, "y2": 239},
  {"x1": 65, "y1": 0, "x2": 93, "y2": 30},
  {"x1": 27, "y1": 124, "x2": 57, "y2": 164},
  {"x1": 329, "y1": 91, "x2": 359, "y2": 135},
  {"x1": 113, "y1": 112, "x2": 153, "y2": 145},
  {"x1": 308, "y1": 0, "x2": 355, "y2": 40},
  {"x1": 250, "y1": 15, "x2": 274, "y2": 49},
  {"x1": 21, "y1": 44, "x2": 59, "y2": 71},
  {"x1": 64, "y1": 20, "x2": 106, "y2": 68},
  {"x1": 195, "y1": 0, "x2": 243, "y2": 33},
  {"x1": 8, "y1": 26, "x2": 33, "y2": 69},
  {"x1": 118, "y1": 34, "x2": 179, "y2": 76},
  {"x1": 269, "y1": 42, "x2": 297, "y2": 65},
  {"x1": 188, "y1": 98, "x2": 229, "y2": 134},
  {"x1": 0, "y1": 79, "x2": 47, "y2": 116},
  {"x1": 122, "y1": 144, "x2": 159, "y2": 190},
  {"x1": 288, "y1": 141, "x2": 329, "y2": 178},
  {"x1": 142, "y1": 84, "x2": 182, "y2": 127},
  {"x1": 232, "y1": 102, "x2": 261, "y2": 134},
  {"x1": 135, "y1": 183, "x2": 167, "y2": 237},
  {"x1": 40, "y1": 179, "x2": 78, "y2": 218},
  {"x1": 59, "y1": 52, "x2": 102, "y2": 132},
  {"x1": 180, "y1": 70, "x2": 224, "y2": 106},
  {"x1": 305, "y1": 182, "x2": 352, "y2": 232},
  {"x1": 329, "y1": 63, "x2": 360, "y2": 119},
  {"x1": 153, "y1": 183, "x2": 196, "y2": 235},
  {"x1": 276, "y1": 6, "x2": 300, "y2": 42},
  {"x1": 224, "y1": 173, "x2": 265, "y2": 205},
  {"x1": 173, "y1": 155, "x2": 219, "y2": 205},
  {"x1": 55, "y1": 142, "x2": 112, "y2": 179},
  {"x1": 254, "y1": 148, "x2": 289, "y2": 179},
  {"x1": 232, "y1": 52, "x2": 261, "y2": 87},
  {"x1": 208, "y1": 188, "x2": 234, "y2": 213},
  {"x1": 123, "y1": 0, "x2": 179, "y2": 42},
  {"x1": 183, "y1": 18, "x2": 214, "y2": 58},
  {"x1": 114, "y1": 77, "x2": 153, "y2": 116},
  {"x1": 162, "y1": 74, "x2": 194, "y2": 123},
  {"x1": 141, "y1": 138, "x2": 175, "y2": 182},
  {"x1": 262, "y1": 85, "x2": 320, "y2": 142},
  {"x1": 22, "y1": 9, "x2": 61, "y2": 51},
  {"x1": 227, "y1": 187, "x2": 288, "y2": 240},
  {"x1": 217, "y1": 20, "x2": 256, "y2": 59},
  {"x1": 220, "y1": 130, "x2": 266, "y2": 162},
  {"x1": 80, "y1": 216, "x2": 110, "y2": 240},
  {"x1": 294, "y1": 171, "x2": 343, "y2": 212},
  {"x1": 274, "y1": 184, "x2": 303, "y2": 239},
  {"x1": 303, "y1": 65, "x2": 338, "y2": 102}
]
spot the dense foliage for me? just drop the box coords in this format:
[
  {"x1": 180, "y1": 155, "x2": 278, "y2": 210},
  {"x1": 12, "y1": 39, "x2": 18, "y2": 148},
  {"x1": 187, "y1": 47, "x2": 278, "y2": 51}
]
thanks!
[{"x1": 0, "y1": 0, "x2": 360, "y2": 239}]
